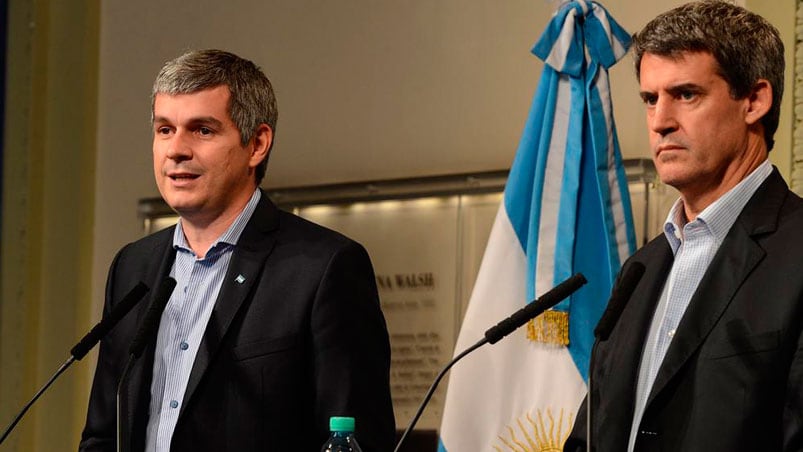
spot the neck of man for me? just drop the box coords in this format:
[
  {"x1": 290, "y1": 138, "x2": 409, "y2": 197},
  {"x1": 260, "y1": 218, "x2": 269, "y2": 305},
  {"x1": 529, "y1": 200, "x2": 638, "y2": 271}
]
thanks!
[{"x1": 179, "y1": 188, "x2": 257, "y2": 258}]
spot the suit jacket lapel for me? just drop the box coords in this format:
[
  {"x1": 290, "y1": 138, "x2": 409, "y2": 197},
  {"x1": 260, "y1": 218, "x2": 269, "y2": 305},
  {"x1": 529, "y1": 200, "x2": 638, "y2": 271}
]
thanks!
[
  {"x1": 179, "y1": 193, "x2": 279, "y2": 416},
  {"x1": 646, "y1": 169, "x2": 786, "y2": 406}
]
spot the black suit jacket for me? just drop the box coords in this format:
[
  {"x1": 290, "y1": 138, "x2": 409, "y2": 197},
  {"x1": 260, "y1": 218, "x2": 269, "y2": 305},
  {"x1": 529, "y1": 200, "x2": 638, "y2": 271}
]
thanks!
[
  {"x1": 566, "y1": 169, "x2": 803, "y2": 451},
  {"x1": 80, "y1": 192, "x2": 395, "y2": 451}
]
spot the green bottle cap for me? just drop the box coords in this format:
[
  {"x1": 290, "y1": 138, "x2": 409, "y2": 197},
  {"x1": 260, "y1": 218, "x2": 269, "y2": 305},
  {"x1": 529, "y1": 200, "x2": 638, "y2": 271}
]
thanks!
[{"x1": 329, "y1": 416, "x2": 356, "y2": 433}]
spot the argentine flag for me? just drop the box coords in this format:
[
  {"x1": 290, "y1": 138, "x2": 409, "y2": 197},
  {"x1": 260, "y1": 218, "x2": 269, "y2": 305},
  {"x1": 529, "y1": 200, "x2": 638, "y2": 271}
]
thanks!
[{"x1": 439, "y1": 2, "x2": 635, "y2": 450}]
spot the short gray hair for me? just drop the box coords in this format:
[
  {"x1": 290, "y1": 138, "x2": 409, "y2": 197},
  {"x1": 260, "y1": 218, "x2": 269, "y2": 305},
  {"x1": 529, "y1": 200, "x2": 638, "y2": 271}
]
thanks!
[{"x1": 152, "y1": 49, "x2": 278, "y2": 183}]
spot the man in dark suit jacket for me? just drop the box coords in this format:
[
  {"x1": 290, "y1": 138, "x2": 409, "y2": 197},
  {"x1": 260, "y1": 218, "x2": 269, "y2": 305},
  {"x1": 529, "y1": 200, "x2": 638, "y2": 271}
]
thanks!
[
  {"x1": 80, "y1": 49, "x2": 395, "y2": 451},
  {"x1": 566, "y1": 2, "x2": 803, "y2": 451}
]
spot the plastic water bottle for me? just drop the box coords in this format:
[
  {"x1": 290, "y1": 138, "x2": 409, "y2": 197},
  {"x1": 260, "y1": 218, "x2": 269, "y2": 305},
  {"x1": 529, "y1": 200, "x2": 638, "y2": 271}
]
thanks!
[{"x1": 321, "y1": 416, "x2": 363, "y2": 452}]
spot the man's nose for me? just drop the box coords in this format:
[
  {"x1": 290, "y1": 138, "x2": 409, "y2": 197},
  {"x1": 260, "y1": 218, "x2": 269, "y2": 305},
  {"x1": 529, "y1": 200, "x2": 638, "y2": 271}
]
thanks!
[
  {"x1": 649, "y1": 98, "x2": 679, "y2": 137},
  {"x1": 166, "y1": 130, "x2": 192, "y2": 160}
]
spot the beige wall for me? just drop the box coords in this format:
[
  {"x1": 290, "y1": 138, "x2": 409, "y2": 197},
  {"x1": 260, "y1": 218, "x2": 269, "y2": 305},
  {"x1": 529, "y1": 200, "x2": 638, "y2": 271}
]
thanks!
[
  {"x1": 1, "y1": 1, "x2": 796, "y2": 450},
  {"x1": 1, "y1": 0, "x2": 99, "y2": 450}
]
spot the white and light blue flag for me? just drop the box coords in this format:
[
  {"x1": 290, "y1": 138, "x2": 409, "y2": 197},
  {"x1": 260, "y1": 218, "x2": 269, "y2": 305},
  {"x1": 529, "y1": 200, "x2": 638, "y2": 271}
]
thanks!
[{"x1": 439, "y1": 1, "x2": 635, "y2": 450}]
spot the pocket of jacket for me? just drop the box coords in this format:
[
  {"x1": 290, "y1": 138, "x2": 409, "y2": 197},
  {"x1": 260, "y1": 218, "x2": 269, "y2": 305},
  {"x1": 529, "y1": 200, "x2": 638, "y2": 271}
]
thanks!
[
  {"x1": 706, "y1": 329, "x2": 780, "y2": 360},
  {"x1": 232, "y1": 334, "x2": 298, "y2": 361}
]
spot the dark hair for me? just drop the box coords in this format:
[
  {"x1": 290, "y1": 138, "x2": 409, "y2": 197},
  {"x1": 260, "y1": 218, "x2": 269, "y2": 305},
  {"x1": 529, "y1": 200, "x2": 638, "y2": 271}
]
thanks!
[
  {"x1": 152, "y1": 49, "x2": 278, "y2": 183},
  {"x1": 632, "y1": 1, "x2": 784, "y2": 150}
]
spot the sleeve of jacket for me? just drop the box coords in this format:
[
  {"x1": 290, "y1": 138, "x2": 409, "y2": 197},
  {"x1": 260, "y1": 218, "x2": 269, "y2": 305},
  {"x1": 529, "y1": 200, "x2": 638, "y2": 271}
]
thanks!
[
  {"x1": 309, "y1": 239, "x2": 396, "y2": 452},
  {"x1": 783, "y1": 326, "x2": 803, "y2": 451}
]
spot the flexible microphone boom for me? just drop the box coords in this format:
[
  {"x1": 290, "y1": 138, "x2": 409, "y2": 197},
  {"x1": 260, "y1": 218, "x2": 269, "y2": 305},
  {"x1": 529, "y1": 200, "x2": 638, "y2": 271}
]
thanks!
[
  {"x1": 116, "y1": 277, "x2": 177, "y2": 452},
  {"x1": 71, "y1": 282, "x2": 151, "y2": 360},
  {"x1": 127, "y1": 277, "x2": 178, "y2": 359},
  {"x1": 0, "y1": 282, "x2": 151, "y2": 445},
  {"x1": 594, "y1": 262, "x2": 645, "y2": 341},
  {"x1": 393, "y1": 273, "x2": 587, "y2": 452},
  {"x1": 586, "y1": 262, "x2": 645, "y2": 451}
]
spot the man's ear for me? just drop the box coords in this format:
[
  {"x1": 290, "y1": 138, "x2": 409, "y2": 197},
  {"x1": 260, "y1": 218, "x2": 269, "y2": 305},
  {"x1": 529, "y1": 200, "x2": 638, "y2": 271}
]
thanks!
[
  {"x1": 744, "y1": 79, "x2": 772, "y2": 126},
  {"x1": 249, "y1": 124, "x2": 273, "y2": 168}
]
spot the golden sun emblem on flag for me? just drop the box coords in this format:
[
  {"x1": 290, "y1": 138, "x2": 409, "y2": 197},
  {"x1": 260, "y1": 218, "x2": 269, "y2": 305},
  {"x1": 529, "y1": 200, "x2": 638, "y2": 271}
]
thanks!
[
  {"x1": 527, "y1": 311, "x2": 570, "y2": 346},
  {"x1": 494, "y1": 408, "x2": 574, "y2": 452}
]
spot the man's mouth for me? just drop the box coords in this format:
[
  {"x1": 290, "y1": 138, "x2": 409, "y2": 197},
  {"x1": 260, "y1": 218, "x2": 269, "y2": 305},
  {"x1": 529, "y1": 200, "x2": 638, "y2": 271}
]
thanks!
[
  {"x1": 169, "y1": 173, "x2": 199, "y2": 180},
  {"x1": 655, "y1": 144, "x2": 685, "y2": 158}
]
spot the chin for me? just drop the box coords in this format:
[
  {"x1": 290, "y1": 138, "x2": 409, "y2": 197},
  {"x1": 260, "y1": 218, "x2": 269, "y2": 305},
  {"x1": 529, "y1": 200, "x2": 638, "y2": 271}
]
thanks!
[
  {"x1": 655, "y1": 162, "x2": 688, "y2": 185},
  {"x1": 162, "y1": 195, "x2": 197, "y2": 214},
  {"x1": 657, "y1": 174, "x2": 694, "y2": 192},
  {"x1": 656, "y1": 171, "x2": 682, "y2": 189}
]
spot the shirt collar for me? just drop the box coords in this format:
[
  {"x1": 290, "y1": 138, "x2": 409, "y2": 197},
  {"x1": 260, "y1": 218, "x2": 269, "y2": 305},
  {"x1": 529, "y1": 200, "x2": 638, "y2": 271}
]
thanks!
[
  {"x1": 173, "y1": 188, "x2": 262, "y2": 255},
  {"x1": 663, "y1": 160, "x2": 772, "y2": 253}
]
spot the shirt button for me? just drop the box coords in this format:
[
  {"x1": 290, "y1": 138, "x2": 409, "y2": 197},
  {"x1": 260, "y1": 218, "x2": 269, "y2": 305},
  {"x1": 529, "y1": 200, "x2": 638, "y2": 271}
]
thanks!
[
  {"x1": 183, "y1": 286, "x2": 188, "y2": 293},
  {"x1": 668, "y1": 329, "x2": 676, "y2": 338},
  {"x1": 180, "y1": 341, "x2": 189, "y2": 351},
  {"x1": 170, "y1": 400, "x2": 179, "y2": 409}
]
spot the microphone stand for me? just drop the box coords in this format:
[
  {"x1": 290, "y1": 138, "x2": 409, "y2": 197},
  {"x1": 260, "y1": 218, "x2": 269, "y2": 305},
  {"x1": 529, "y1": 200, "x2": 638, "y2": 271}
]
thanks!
[
  {"x1": 586, "y1": 340, "x2": 600, "y2": 452},
  {"x1": 393, "y1": 273, "x2": 587, "y2": 452},
  {"x1": 0, "y1": 357, "x2": 75, "y2": 444},
  {"x1": 393, "y1": 338, "x2": 487, "y2": 452},
  {"x1": 0, "y1": 282, "x2": 150, "y2": 446},
  {"x1": 116, "y1": 277, "x2": 176, "y2": 452},
  {"x1": 585, "y1": 262, "x2": 645, "y2": 452},
  {"x1": 117, "y1": 356, "x2": 138, "y2": 452}
]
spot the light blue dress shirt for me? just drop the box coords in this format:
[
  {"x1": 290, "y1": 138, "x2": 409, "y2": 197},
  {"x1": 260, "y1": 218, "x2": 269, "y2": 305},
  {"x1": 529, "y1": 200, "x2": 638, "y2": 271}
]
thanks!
[
  {"x1": 627, "y1": 160, "x2": 772, "y2": 451},
  {"x1": 145, "y1": 189, "x2": 261, "y2": 452}
]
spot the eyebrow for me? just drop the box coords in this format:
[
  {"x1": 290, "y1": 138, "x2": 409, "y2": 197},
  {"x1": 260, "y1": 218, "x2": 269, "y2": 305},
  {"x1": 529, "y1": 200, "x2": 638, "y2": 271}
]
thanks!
[
  {"x1": 639, "y1": 82, "x2": 705, "y2": 100},
  {"x1": 666, "y1": 83, "x2": 705, "y2": 95},
  {"x1": 152, "y1": 116, "x2": 226, "y2": 128}
]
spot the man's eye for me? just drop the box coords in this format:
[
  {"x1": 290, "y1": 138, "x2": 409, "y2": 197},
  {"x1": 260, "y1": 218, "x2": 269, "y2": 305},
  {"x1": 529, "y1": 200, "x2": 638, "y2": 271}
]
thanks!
[
  {"x1": 156, "y1": 127, "x2": 171, "y2": 135},
  {"x1": 642, "y1": 95, "x2": 657, "y2": 106},
  {"x1": 680, "y1": 92, "x2": 696, "y2": 101},
  {"x1": 199, "y1": 127, "x2": 213, "y2": 136}
]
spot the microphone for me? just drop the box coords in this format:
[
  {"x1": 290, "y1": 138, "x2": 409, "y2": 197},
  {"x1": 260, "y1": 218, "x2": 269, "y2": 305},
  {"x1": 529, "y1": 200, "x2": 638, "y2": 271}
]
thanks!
[
  {"x1": 485, "y1": 273, "x2": 588, "y2": 344},
  {"x1": 594, "y1": 262, "x2": 644, "y2": 342},
  {"x1": 393, "y1": 273, "x2": 587, "y2": 452},
  {"x1": 117, "y1": 277, "x2": 176, "y2": 452},
  {"x1": 586, "y1": 262, "x2": 645, "y2": 451},
  {"x1": 0, "y1": 282, "x2": 151, "y2": 445},
  {"x1": 71, "y1": 282, "x2": 151, "y2": 360},
  {"x1": 128, "y1": 277, "x2": 177, "y2": 358},
  {"x1": 594, "y1": 262, "x2": 645, "y2": 341}
]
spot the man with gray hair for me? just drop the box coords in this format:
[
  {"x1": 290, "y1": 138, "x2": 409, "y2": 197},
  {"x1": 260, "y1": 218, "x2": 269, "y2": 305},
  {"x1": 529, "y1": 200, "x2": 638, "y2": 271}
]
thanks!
[
  {"x1": 566, "y1": 2, "x2": 803, "y2": 451},
  {"x1": 80, "y1": 49, "x2": 395, "y2": 452}
]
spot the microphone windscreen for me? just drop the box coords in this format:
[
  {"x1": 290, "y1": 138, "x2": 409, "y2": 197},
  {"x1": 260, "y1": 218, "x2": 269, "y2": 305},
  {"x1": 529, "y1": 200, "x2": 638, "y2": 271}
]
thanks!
[
  {"x1": 70, "y1": 282, "x2": 150, "y2": 360},
  {"x1": 594, "y1": 262, "x2": 645, "y2": 341},
  {"x1": 128, "y1": 277, "x2": 177, "y2": 358},
  {"x1": 484, "y1": 273, "x2": 587, "y2": 344}
]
